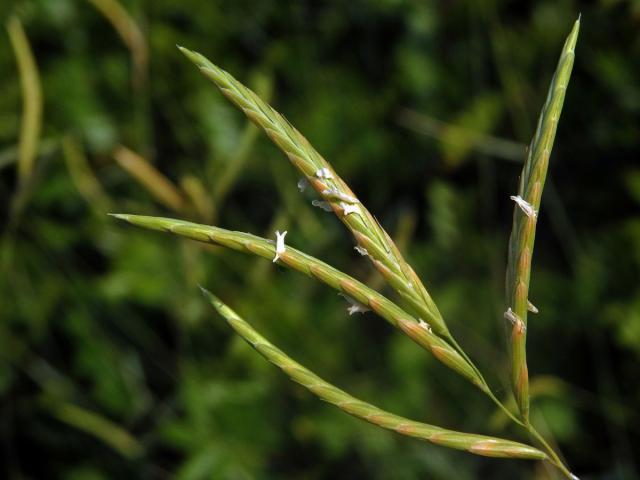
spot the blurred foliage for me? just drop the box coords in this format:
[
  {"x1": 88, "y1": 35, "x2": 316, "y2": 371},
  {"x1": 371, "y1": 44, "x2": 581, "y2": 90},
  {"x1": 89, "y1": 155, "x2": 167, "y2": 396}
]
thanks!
[{"x1": 1, "y1": 0, "x2": 639, "y2": 479}]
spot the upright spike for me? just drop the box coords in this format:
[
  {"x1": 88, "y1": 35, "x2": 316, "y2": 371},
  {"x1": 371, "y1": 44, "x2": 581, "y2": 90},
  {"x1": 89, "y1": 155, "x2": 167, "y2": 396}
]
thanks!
[{"x1": 505, "y1": 18, "x2": 580, "y2": 421}]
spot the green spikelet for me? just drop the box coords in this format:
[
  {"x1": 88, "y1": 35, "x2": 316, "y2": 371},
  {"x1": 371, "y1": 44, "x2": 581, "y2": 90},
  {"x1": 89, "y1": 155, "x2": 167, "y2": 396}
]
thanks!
[
  {"x1": 505, "y1": 18, "x2": 580, "y2": 422},
  {"x1": 202, "y1": 288, "x2": 547, "y2": 461}
]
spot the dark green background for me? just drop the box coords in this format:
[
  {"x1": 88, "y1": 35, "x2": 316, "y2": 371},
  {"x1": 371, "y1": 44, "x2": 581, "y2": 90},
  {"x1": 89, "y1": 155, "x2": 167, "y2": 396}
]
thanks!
[{"x1": 1, "y1": 1, "x2": 639, "y2": 478}]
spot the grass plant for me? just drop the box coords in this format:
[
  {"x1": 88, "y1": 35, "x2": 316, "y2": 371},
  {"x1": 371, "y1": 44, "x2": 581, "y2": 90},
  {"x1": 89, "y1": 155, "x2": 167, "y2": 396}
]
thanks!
[{"x1": 114, "y1": 17, "x2": 581, "y2": 478}]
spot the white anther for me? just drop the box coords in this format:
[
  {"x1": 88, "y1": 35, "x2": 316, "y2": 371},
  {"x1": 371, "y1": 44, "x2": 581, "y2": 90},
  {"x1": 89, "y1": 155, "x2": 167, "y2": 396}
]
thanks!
[
  {"x1": 273, "y1": 230, "x2": 287, "y2": 263},
  {"x1": 527, "y1": 300, "x2": 539, "y2": 314},
  {"x1": 315, "y1": 167, "x2": 334, "y2": 179},
  {"x1": 339, "y1": 293, "x2": 370, "y2": 315},
  {"x1": 354, "y1": 246, "x2": 368, "y2": 256},
  {"x1": 340, "y1": 202, "x2": 361, "y2": 216},
  {"x1": 311, "y1": 200, "x2": 333, "y2": 212},
  {"x1": 504, "y1": 308, "x2": 519, "y2": 325},
  {"x1": 510, "y1": 195, "x2": 537, "y2": 218},
  {"x1": 322, "y1": 189, "x2": 358, "y2": 204},
  {"x1": 504, "y1": 308, "x2": 526, "y2": 333},
  {"x1": 418, "y1": 319, "x2": 432, "y2": 333},
  {"x1": 297, "y1": 178, "x2": 309, "y2": 192}
]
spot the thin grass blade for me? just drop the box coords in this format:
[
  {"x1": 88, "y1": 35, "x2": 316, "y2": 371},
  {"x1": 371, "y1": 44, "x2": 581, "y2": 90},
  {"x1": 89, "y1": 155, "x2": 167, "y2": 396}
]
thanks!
[
  {"x1": 7, "y1": 16, "x2": 42, "y2": 184},
  {"x1": 113, "y1": 145, "x2": 187, "y2": 213},
  {"x1": 505, "y1": 18, "x2": 580, "y2": 421},
  {"x1": 202, "y1": 288, "x2": 547, "y2": 461}
]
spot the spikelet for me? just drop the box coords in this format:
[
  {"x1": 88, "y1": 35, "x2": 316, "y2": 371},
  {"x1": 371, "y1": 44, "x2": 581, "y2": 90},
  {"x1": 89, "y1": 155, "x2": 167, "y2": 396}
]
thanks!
[
  {"x1": 202, "y1": 289, "x2": 547, "y2": 461},
  {"x1": 505, "y1": 18, "x2": 580, "y2": 422}
]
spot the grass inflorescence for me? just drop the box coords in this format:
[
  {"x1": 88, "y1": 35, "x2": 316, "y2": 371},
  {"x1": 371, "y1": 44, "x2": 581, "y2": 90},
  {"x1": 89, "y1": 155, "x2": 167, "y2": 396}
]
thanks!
[{"x1": 114, "y1": 17, "x2": 581, "y2": 479}]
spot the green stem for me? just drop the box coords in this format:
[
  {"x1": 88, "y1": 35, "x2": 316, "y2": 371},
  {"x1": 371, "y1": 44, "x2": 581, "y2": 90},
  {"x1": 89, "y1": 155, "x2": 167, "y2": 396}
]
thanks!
[
  {"x1": 447, "y1": 335, "x2": 484, "y2": 380},
  {"x1": 446, "y1": 333, "x2": 525, "y2": 428},
  {"x1": 485, "y1": 388, "x2": 526, "y2": 429},
  {"x1": 454, "y1": 344, "x2": 574, "y2": 478},
  {"x1": 447, "y1": 334, "x2": 575, "y2": 478},
  {"x1": 526, "y1": 423, "x2": 575, "y2": 479},
  {"x1": 481, "y1": 374, "x2": 574, "y2": 478}
]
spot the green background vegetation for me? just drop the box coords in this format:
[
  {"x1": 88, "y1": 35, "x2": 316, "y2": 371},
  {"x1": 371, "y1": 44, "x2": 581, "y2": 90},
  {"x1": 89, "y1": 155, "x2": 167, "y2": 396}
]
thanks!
[{"x1": 1, "y1": 0, "x2": 639, "y2": 478}]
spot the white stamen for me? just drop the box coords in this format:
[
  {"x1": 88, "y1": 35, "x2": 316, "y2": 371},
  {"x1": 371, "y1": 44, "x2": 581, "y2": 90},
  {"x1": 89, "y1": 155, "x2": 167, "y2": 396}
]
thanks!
[
  {"x1": 315, "y1": 167, "x2": 334, "y2": 179},
  {"x1": 297, "y1": 178, "x2": 309, "y2": 192},
  {"x1": 339, "y1": 293, "x2": 370, "y2": 315},
  {"x1": 510, "y1": 195, "x2": 537, "y2": 218},
  {"x1": 311, "y1": 200, "x2": 333, "y2": 212},
  {"x1": 354, "y1": 246, "x2": 368, "y2": 256},
  {"x1": 527, "y1": 300, "x2": 539, "y2": 314},
  {"x1": 504, "y1": 308, "x2": 518, "y2": 324},
  {"x1": 322, "y1": 189, "x2": 358, "y2": 204},
  {"x1": 418, "y1": 319, "x2": 432, "y2": 333},
  {"x1": 273, "y1": 230, "x2": 287, "y2": 263},
  {"x1": 341, "y1": 202, "x2": 361, "y2": 216},
  {"x1": 504, "y1": 308, "x2": 526, "y2": 333}
]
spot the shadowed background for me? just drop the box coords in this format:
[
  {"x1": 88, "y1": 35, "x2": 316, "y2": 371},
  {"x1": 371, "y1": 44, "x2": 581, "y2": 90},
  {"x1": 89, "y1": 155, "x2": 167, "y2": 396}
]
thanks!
[{"x1": 1, "y1": 0, "x2": 639, "y2": 478}]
